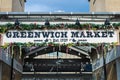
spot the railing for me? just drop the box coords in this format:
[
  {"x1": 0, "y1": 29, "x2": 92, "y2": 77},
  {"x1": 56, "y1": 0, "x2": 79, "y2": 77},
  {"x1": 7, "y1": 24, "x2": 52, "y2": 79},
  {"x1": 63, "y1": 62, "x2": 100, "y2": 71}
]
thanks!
[{"x1": 23, "y1": 59, "x2": 92, "y2": 72}]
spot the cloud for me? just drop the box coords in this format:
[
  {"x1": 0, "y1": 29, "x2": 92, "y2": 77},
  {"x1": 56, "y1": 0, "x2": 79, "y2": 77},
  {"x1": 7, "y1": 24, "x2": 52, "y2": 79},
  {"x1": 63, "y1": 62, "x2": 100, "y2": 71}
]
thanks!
[{"x1": 54, "y1": 10, "x2": 65, "y2": 12}]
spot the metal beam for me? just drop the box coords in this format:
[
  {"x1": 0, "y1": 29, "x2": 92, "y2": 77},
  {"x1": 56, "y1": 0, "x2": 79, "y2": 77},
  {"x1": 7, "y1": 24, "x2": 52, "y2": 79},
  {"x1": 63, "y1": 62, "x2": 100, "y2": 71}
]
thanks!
[
  {"x1": 1, "y1": 12, "x2": 120, "y2": 22},
  {"x1": 0, "y1": 12, "x2": 120, "y2": 16},
  {"x1": 27, "y1": 46, "x2": 48, "y2": 56},
  {"x1": 69, "y1": 47, "x2": 89, "y2": 56}
]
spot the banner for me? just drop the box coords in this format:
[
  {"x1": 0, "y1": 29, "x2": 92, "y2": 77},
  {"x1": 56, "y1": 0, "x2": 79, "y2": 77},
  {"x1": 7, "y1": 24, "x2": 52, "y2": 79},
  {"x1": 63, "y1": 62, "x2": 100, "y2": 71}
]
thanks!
[{"x1": 2, "y1": 30, "x2": 118, "y2": 44}]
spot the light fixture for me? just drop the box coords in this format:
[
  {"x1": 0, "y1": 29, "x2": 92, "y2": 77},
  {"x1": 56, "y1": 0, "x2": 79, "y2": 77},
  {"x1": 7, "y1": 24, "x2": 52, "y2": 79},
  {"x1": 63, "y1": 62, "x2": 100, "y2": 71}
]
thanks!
[
  {"x1": 14, "y1": 19, "x2": 20, "y2": 27},
  {"x1": 75, "y1": 19, "x2": 80, "y2": 26},
  {"x1": 44, "y1": 19, "x2": 50, "y2": 26},
  {"x1": 104, "y1": 18, "x2": 110, "y2": 26}
]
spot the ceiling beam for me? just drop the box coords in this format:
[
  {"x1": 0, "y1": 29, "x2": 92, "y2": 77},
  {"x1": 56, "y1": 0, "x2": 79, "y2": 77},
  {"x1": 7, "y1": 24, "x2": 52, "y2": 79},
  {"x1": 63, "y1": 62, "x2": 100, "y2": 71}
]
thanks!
[
  {"x1": 27, "y1": 46, "x2": 48, "y2": 56},
  {"x1": 69, "y1": 47, "x2": 89, "y2": 56}
]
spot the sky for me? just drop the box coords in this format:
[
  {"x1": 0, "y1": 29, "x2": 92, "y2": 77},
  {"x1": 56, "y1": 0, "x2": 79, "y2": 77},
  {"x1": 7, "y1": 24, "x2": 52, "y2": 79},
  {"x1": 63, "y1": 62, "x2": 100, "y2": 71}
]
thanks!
[{"x1": 25, "y1": 0, "x2": 89, "y2": 12}]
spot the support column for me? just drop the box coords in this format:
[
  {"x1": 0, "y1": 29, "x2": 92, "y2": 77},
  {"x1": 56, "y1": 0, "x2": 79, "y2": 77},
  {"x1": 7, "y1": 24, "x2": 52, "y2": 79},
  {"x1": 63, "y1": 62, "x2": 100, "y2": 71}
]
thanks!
[
  {"x1": 0, "y1": 62, "x2": 2, "y2": 80},
  {"x1": 116, "y1": 58, "x2": 120, "y2": 80}
]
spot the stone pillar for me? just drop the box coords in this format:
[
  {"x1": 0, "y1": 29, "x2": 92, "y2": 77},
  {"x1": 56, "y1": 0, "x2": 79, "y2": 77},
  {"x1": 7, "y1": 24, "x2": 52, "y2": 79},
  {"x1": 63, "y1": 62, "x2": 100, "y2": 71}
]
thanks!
[
  {"x1": 116, "y1": 58, "x2": 120, "y2": 80},
  {"x1": 0, "y1": 62, "x2": 2, "y2": 80}
]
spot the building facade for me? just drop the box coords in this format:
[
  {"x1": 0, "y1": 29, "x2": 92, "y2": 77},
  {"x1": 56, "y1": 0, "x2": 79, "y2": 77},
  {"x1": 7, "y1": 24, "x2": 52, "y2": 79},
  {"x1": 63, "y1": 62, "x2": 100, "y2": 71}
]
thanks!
[
  {"x1": 0, "y1": 46, "x2": 23, "y2": 80},
  {"x1": 0, "y1": 0, "x2": 26, "y2": 12},
  {"x1": 89, "y1": 0, "x2": 120, "y2": 12},
  {"x1": 0, "y1": 12, "x2": 120, "y2": 80},
  {"x1": 92, "y1": 45, "x2": 120, "y2": 80}
]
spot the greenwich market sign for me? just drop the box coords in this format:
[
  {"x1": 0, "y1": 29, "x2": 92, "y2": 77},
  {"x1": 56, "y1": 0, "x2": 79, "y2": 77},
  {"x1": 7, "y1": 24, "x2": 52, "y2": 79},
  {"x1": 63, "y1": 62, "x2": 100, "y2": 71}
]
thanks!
[{"x1": 2, "y1": 30, "x2": 118, "y2": 44}]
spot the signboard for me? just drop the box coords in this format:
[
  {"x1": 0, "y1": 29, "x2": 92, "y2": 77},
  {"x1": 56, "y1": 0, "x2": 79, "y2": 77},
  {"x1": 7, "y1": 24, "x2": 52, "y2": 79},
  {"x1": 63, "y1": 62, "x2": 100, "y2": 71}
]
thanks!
[{"x1": 2, "y1": 30, "x2": 118, "y2": 44}]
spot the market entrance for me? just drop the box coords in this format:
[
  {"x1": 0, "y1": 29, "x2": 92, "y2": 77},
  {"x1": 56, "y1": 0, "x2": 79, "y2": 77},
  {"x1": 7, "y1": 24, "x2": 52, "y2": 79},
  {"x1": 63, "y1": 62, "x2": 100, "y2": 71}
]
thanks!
[
  {"x1": 0, "y1": 12, "x2": 119, "y2": 80},
  {"x1": 1, "y1": 27, "x2": 118, "y2": 80},
  {"x1": 22, "y1": 44, "x2": 93, "y2": 80}
]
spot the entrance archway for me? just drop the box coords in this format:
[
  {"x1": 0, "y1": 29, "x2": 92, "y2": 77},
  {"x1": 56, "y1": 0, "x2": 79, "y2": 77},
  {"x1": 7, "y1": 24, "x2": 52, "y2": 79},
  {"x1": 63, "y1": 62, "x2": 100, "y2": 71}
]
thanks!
[{"x1": 0, "y1": 12, "x2": 119, "y2": 80}]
